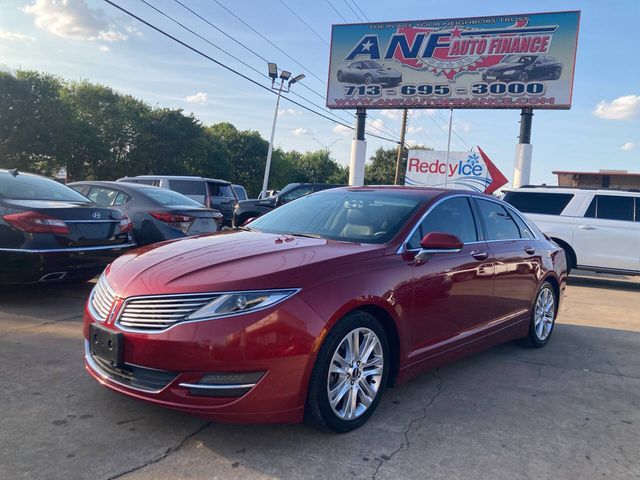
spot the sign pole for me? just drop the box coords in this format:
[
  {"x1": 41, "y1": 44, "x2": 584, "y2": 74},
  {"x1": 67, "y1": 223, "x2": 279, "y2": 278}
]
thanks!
[
  {"x1": 444, "y1": 108, "x2": 453, "y2": 188},
  {"x1": 394, "y1": 109, "x2": 408, "y2": 185},
  {"x1": 513, "y1": 107, "x2": 534, "y2": 187},
  {"x1": 348, "y1": 108, "x2": 367, "y2": 186}
]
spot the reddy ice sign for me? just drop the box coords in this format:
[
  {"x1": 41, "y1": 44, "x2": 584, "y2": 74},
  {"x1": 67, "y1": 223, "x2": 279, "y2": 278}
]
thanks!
[
  {"x1": 327, "y1": 11, "x2": 580, "y2": 109},
  {"x1": 405, "y1": 148, "x2": 508, "y2": 194}
]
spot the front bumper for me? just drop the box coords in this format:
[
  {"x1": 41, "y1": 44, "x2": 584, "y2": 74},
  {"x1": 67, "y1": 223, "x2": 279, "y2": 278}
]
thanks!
[
  {"x1": 378, "y1": 76, "x2": 402, "y2": 86},
  {"x1": 0, "y1": 243, "x2": 136, "y2": 284},
  {"x1": 482, "y1": 71, "x2": 519, "y2": 82},
  {"x1": 83, "y1": 295, "x2": 326, "y2": 424}
]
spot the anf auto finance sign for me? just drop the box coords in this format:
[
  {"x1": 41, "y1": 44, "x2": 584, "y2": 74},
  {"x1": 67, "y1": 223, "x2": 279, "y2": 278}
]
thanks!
[
  {"x1": 327, "y1": 11, "x2": 580, "y2": 109},
  {"x1": 405, "y1": 147, "x2": 508, "y2": 194}
]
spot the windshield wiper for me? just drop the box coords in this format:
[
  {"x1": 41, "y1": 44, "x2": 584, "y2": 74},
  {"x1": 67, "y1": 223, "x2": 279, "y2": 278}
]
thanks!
[{"x1": 289, "y1": 232, "x2": 324, "y2": 239}]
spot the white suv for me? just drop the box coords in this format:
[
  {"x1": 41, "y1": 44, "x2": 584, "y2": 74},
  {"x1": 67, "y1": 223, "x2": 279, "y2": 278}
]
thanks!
[{"x1": 504, "y1": 187, "x2": 640, "y2": 275}]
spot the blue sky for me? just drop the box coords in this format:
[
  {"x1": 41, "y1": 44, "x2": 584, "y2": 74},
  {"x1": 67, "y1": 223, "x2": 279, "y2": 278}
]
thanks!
[{"x1": 1, "y1": 0, "x2": 639, "y2": 186}]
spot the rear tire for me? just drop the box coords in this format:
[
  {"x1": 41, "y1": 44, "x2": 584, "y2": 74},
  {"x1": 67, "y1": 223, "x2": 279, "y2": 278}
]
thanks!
[
  {"x1": 518, "y1": 281, "x2": 557, "y2": 348},
  {"x1": 305, "y1": 311, "x2": 389, "y2": 433}
]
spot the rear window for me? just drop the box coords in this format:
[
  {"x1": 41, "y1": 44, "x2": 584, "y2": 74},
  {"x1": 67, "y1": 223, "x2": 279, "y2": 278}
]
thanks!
[
  {"x1": 141, "y1": 188, "x2": 203, "y2": 207},
  {"x1": 233, "y1": 186, "x2": 247, "y2": 201},
  {"x1": 503, "y1": 191, "x2": 573, "y2": 215},
  {"x1": 208, "y1": 182, "x2": 234, "y2": 198},
  {"x1": 0, "y1": 173, "x2": 89, "y2": 203},
  {"x1": 168, "y1": 180, "x2": 206, "y2": 204}
]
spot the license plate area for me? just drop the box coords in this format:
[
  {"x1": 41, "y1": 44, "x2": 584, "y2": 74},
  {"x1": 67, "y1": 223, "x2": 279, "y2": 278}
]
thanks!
[{"x1": 89, "y1": 323, "x2": 123, "y2": 367}]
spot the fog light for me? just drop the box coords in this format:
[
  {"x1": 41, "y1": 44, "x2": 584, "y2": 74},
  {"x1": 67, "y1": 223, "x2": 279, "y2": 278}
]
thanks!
[{"x1": 179, "y1": 372, "x2": 265, "y2": 397}]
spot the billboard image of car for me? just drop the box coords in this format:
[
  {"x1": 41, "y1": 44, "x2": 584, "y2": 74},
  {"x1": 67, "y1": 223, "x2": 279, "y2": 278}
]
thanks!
[
  {"x1": 482, "y1": 55, "x2": 563, "y2": 83},
  {"x1": 327, "y1": 11, "x2": 580, "y2": 110},
  {"x1": 336, "y1": 60, "x2": 402, "y2": 86}
]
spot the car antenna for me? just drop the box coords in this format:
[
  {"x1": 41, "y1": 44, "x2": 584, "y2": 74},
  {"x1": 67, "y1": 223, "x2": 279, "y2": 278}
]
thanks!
[{"x1": 8, "y1": 168, "x2": 18, "y2": 177}]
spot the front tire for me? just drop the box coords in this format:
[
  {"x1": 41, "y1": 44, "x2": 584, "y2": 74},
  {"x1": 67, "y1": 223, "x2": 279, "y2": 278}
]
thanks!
[
  {"x1": 337, "y1": 70, "x2": 344, "y2": 82},
  {"x1": 518, "y1": 72, "x2": 529, "y2": 82},
  {"x1": 306, "y1": 311, "x2": 389, "y2": 433},
  {"x1": 518, "y1": 281, "x2": 557, "y2": 348},
  {"x1": 363, "y1": 74, "x2": 373, "y2": 85}
]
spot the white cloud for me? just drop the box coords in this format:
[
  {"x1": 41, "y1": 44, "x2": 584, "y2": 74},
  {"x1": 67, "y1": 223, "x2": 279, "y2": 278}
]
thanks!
[
  {"x1": 594, "y1": 95, "x2": 640, "y2": 120},
  {"x1": 23, "y1": 0, "x2": 130, "y2": 42},
  {"x1": 278, "y1": 108, "x2": 302, "y2": 116},
  {"x1": 98, "y1": 45, "x2": 109, "y2": 52},
  {"x1": 621, "y1": 142, "x2": 636, "y2": 151},
  {"x1": 0, "y1": 63, "x2": 15, "y2": 74},
  {"x1": 0, "y1": 28, "x2": 35, "y2": 43},
  {"x1": 380, "y1": 110, "x2": 400, "y2": 120},
  {"x1": 453, "y1": 120, "x2": 471, "y2": 133},
  {"x1": 185, "y1": 92, "x2": 208, "y2": 104},
  {"x1": 333, "y1": 124, "x2": 353, "y2": 136},
  {"x1": 407, "y1": 125, "x2": 423, "y2": 134},
  {"x1": 369, "y1": 118, "x2": 386, "y2": 132},
  {"x1": 292, "y1": 127, "x2": 307, "y2": 136}
]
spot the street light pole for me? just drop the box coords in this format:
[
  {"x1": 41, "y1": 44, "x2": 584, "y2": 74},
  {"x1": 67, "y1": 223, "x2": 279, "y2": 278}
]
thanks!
[{"x1": 261, "y1": 63, "x2": 304, "y2": 198}]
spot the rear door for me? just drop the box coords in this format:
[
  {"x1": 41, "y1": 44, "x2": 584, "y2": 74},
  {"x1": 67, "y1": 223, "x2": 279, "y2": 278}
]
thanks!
[
  {"x1": 573, "y1": 194, "x2": 640, "y2": 272},
  {"x1": 474, "y1": 197, "x2": 541, "y2": 322}
]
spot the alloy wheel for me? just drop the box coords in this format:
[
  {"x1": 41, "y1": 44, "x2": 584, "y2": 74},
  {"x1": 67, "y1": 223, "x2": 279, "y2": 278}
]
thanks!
[
  {"x1": 327, "y1": 327, "x2": 384, "y2": 420},
  {"x1": 534, "y1": 286, "x2": 555, "y2": 341}
]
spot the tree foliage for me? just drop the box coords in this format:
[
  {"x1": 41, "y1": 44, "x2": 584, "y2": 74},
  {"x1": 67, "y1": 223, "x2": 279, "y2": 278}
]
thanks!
[{"x1": 0, "y1": 70, "x2": 414, "y2": 197}]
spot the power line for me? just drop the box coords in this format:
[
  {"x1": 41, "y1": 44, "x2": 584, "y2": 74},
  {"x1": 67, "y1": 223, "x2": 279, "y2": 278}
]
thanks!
[
  {"x1": 326, "y1": 0, "x2": 348, "y2": 22},
  {"x1": 426, "y1": 110, "x2": 470, "y2": 151},
  {"x1": 350, "y1": 0, "x2": 370, "y2": 22},
  {"x1": 434, "y1": 109, "x2": 472, "y2": 150},
  {"x1": 277, "y1": 0, "x2": 329, "y2": 47},
  {"x1": 165, "y1": 0, "x2": 401, "y2": 141},
  {"x1": 103, "y1": 0, "x2": 399, "y2": 143},
  {"x1": 342, "y1": 0, "x2": 364, "y2": 22}
]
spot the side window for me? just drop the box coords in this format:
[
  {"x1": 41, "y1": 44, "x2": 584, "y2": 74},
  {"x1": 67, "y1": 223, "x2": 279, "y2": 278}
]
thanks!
[
  {"x1": 476, "y1": 199, "x2": 521, "y2": 241},
  {"x1": 407, "y1": 197, "x2": 478, "y2": 249},
  {"x1": 87, "y1": 187, "x2": 117, "y2": 206},
  {"x1": 502, "y1": 191, "x2": 573, "y2": 215},
  {"x1": 637, "y1": 199, "x2": 640, "y2": 222},
  {"x1": 584, "y1": 195, "x2": 634, "y2": 221},
  {"x1": 507, "y1": 207, "x2": 534, "y2": 239},
  {"x1": 114, "y1": 192, "x2": 129, "y2": 206},
  {"x1": 280, "y1": 186, "x2": 313, "y2": 204}
]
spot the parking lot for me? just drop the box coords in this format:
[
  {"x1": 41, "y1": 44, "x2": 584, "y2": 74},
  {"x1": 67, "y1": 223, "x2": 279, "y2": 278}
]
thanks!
[{"x1": 1, "y1": 272, "x2": 639, "y2": 480}]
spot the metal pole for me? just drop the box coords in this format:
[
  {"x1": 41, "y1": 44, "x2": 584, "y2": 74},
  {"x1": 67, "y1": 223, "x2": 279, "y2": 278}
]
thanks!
[
  {"x1": 444, "y1": 108, "x2": 453, "y2": 188},
  {"x1": 261, "y1": 79, "x2": 284, "y2": 198},
  {"x1": 519, "y1": 107, "x2": 533, "y2": 144},
  {"x1": 513, "y1": 107, "x2": 534, "y2": 188},
  {"x1": 349, "y1": 108, "x2": 367, "y2": 186},
  {"x1": 394, "y1": 109, "x2": 408, "y2": 185},
  {"x1": 355, "y1": 107, "x2": 366, "y2": 140}
]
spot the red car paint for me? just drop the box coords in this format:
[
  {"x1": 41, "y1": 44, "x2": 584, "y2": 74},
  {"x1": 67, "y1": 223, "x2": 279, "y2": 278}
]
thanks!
[{"x1": 83, "y1": 187, "x2": 567, "y2": 424}]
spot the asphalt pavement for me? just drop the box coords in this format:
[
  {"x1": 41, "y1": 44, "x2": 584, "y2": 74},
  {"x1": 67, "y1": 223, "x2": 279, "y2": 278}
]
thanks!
[{"x1": 1, "y1": 271, "x2": 639, "y2": 480}]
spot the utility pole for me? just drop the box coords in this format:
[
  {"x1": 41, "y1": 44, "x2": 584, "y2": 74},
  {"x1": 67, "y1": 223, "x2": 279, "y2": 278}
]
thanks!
[
  {"x1": 394, "y1": 109, "x2": 408, "y2": 185},
  {"x1": 261, "y1": 63, "x2": 305, "y2": 198},
  {"x1": 513, "y1": 107, "x2": 534, "y2": 187},
  {"x1": 348, "y1": 107, "x2": 367, "y2": 186},
  {"x1": 444, "y1": 108, "x2": 453, "y2": 188}
]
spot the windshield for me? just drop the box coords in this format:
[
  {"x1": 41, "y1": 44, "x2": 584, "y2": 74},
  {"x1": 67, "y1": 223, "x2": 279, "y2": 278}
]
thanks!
[
  {"x1": 0, "y1": 173, "x2": 90, "y2": 202},
  {"x1": 141, "y1": 188, "x2": 204, "y2": 207},
  {"x1": 248, "y1": 190, "x2": 422, "y2": 244},
  {"x1": 360, "y1": 60, "x2": 383, "y2": 69},
  {"x1": 503, "y1": 55, "x2": 535, "y2": 65}
]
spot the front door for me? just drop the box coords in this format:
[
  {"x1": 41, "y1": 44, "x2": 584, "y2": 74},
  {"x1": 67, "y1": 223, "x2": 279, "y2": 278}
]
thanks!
[{"x1": 407, "y1": 196, "x2": 494, "y2": 355}]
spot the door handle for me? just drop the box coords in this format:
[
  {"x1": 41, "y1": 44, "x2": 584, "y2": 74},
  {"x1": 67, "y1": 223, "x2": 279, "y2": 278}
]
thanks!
[
  {"x1": 470, "y1": 250, "x2": 489, "y2": 261},
  {"x1": 579, "y1": 225, "x2": 596, "y2": 230},
  {"x1": 524, "y1": 246, "x2": 536, "y2": 255}
]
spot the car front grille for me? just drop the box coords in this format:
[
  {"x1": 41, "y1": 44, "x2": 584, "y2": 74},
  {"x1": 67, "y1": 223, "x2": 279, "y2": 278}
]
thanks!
[
  {"x1": 89, "y1": 274, "x2": 117, "y2": 321},
  {"x1": 116, "y1": 294, "x2": 218, "y2": 331}
]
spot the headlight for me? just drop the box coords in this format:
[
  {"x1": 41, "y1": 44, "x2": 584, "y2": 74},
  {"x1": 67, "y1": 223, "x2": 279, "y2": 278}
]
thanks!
[{"x1": 186, "y1": 289, "x2": 299, "y2": 320}]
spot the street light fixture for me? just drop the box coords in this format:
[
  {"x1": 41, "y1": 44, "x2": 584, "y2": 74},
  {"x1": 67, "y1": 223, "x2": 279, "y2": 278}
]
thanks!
[{"x1": 261, "y1": 63, "x2": 305, "y2": 198}]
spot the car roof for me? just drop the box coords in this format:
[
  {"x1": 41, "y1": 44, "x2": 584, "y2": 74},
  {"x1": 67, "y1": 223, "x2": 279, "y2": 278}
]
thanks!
[
  {"x1": 122, "y1": 175, "x2": 204, "y2": 180},
  {"x1": 69, "y1": 180, "x2": 164, "y2": 194},
  {"x1": 328, "y1": 185, "x2": 498, "y2": 201}
]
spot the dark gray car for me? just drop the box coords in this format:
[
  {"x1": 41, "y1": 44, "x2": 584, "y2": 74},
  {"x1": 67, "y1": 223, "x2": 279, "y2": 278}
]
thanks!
[{"x1": 69, "y1": 181, "x2": 222, "y2": 246}]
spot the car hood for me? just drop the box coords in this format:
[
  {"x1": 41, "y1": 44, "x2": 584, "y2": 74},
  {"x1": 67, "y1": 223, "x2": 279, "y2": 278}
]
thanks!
[
  {"x1": 487, "y1": 63, "x2": 524, "y2": 73},
  {"x1": 374, "y1": 67, "x2": 400, "y2": 75},
  {"x1": 105, "y1": 230, "x2": 384, "y2": 297}
]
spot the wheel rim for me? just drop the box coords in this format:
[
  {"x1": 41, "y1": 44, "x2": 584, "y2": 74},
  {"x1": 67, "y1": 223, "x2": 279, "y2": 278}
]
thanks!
[
  {"x1": 534, "y1": 287, "x2": 555, "y2": 341},
  {"x1": 327, "y1": 327, "x2": 383, "y2": 420},
  {"x1": 364, "y1": 75, "x2": 372, "y2": 85},
  {"x1": 519, "y1": 72, "x2": 528, "y2": 82}
]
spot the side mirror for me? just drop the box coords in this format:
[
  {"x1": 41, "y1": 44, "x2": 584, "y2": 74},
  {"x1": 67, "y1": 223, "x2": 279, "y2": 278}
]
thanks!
[{"x1": 415, "y1": 232, "x2": 463, "y2": 261}]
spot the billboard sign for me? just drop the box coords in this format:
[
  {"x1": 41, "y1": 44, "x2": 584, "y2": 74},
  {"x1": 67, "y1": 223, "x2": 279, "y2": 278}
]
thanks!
[
  {"x1": 327, "y1": 11, "x2": 580, "y2": 110},
  {"x1": 405, "y1": 147, "x2": 508, "y2": 194}
]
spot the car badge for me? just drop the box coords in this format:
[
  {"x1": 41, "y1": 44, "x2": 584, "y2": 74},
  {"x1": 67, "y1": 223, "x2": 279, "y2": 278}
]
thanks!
[{"x1": 92, "y1": 212, "x2": 101, "y2": 219}]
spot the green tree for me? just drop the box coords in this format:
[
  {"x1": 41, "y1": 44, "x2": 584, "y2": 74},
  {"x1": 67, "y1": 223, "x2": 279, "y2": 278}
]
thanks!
[{"x1": 365, "y1": 147, "x2": 397, "y2": 185}]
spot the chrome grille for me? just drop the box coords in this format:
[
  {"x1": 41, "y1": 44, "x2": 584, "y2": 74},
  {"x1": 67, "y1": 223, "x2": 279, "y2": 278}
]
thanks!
[
  {"x1": 116, "y1": 294, "x2": 218, "y2": 331},
  {"x1": 89, "y1": 274, "x2": 116, "y2": 321}
]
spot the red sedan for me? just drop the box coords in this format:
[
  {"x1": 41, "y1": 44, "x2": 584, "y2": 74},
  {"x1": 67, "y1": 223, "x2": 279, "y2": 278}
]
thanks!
[{"x1": 83, "y1": 187, "x2": 567, "y2": 432}]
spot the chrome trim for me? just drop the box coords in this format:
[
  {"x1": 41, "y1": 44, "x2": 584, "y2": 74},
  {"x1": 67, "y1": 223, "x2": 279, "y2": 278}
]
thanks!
[
  {"x1": 397, "y1": 194, "x2": 539, "y2": 255},
  {"x1": 115, "y1": 288, "x2": 302, "y2": 334},
  {"x1": 84, "y1": 340, "x2": 169, "y2": 394},
  {"x1": 178, "y1": 382, "x2": 256, "y2": 390},
  {"x1": 0, "y1": 243, "x2": 136, "y2": 253},
  {"x1": 65, "y1": 219, "x2": 119, "y2": 223},
  {"x1": 88, "y1": 274, "x2": 117, "y2": 322}
]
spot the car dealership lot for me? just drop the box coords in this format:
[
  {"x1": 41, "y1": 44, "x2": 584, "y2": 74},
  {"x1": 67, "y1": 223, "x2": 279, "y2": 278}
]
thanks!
[{"x1": 1, "y1": 273, "x2": 638, "y2": 480}]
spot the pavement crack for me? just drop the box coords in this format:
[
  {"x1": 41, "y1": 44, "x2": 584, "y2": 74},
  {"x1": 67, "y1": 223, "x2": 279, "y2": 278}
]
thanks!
[
  {"x1": 371, "y1": 370, "x2": 443, "y2": 480},
  {"x1": 106, "y1": 421, "x2": 211, "y2": 479}
]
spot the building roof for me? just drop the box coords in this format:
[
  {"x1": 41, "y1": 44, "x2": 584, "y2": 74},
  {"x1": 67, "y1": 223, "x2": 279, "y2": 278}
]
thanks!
[{"x1": 553, "y1": 170, "x2": 640, "y2": 177}]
